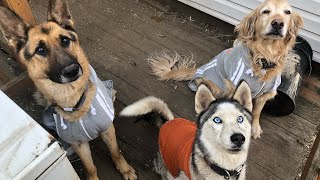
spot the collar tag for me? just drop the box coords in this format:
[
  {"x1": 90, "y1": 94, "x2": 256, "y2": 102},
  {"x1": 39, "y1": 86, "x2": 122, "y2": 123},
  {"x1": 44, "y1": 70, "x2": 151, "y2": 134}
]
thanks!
[
  {"x1": 235, "y1": 165, "x2": 243, "y2": 175},
  {"x1": 224, "y1": 170, "x2": 230, "y2": 179}
]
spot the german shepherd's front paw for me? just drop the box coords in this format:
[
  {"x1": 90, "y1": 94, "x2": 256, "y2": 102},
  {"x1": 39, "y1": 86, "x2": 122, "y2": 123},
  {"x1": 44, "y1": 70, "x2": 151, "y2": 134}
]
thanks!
[
  {"x1": 121, "y1": 165, "x2": 137, "y2": 180},
  {"x1": 252, "y1": 123, "x2": 263, "y2": 139},
  {"x1": 87, "y1": 174, "x2": 99, "y2": 180}
]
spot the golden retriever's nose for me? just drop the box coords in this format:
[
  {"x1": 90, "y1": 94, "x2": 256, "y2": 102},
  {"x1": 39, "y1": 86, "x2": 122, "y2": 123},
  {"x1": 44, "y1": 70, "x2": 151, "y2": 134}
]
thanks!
[{"x1": 271, "y1": 19, "x2": 284, "y2": 29}]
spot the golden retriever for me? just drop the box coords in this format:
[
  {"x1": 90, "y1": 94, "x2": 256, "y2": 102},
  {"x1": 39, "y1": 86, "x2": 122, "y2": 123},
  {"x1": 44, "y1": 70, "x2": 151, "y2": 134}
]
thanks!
[{"x1": 148, "y1": 0, "x2": 303, "y2": 139}]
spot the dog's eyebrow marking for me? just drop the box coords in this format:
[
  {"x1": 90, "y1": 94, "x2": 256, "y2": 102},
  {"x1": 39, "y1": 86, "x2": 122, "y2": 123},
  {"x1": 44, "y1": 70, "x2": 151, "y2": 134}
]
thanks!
[
  {"x1": 24, "y1": 46, "x2": 32, "y2": 60},
  {"x1": 68, "y1": 32, "x2": 77, "y2": 41},
  {"x1": 41, "y1": 27, "x2": 50, "y2": 34}
]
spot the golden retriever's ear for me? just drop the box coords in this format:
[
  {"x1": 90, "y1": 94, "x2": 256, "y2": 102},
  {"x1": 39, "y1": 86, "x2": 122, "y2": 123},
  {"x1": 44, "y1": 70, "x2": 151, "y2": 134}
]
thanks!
[
  {"x1": 285, "y1": 12, "x2": 304, "y2": 43},
  {"x1": 235, "y1": 10, "x2": 258, "y2": 41}
]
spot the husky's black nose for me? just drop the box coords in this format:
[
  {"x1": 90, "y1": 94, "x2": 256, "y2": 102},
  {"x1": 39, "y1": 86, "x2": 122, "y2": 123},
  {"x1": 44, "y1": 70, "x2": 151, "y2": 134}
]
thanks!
[
  {"x1": 61, "y1": 63, "x2": 82, "y2": 83},
  {"x1": 231, "y1": 133, "x2": 245, "y2": 147}
]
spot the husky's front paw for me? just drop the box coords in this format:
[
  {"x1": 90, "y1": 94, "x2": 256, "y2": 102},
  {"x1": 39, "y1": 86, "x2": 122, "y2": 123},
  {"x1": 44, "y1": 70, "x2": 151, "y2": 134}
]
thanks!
[
  {"x1": 252, "y1": 123, "x2": 263, "y2": 139},
  {"x1": 121, "y1": 165, "x2": 137, "y2": 180}
]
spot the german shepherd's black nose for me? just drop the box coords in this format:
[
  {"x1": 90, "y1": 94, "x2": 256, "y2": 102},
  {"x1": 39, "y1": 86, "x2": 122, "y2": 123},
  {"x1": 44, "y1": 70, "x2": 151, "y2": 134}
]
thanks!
[
  {"x1": 61, "y1": 63, "x2": 82, "y2": 83},
  {"x1": 271, "y1": 19, "x2": 284, "y2": 30},
  {"x1": 231, "y1": 133, "x2": 245, "y2": 147}
]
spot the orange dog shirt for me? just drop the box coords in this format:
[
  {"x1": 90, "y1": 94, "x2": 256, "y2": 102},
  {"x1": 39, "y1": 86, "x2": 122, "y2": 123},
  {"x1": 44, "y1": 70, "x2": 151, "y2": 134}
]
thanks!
[{"x1": 159, "y1": 118, "x2": 197, "y2": 180}]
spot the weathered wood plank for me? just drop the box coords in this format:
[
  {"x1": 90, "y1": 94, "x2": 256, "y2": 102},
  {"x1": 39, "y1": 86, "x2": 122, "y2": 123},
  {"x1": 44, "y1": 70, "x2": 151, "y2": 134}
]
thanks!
[
  {"x1": 258, "y1": 117, "x2": 308, "y2": 160},
  {"x1": 294, "y1": 96, "x2": 320, "y2": 125},
  {"x1": 249, "y1": 140, "x2": 301, "y2": 180},
  {"x1": 299, "y1": 75, "x2": 320, "y2": 106},
  {"x1": 300, "y1": 128, "x2": 320, "y2": 180},
  {"x1": 246, "y1": 160, "x2": 282, "y2": 180},
  {"x1": 1, "y1": 73, "x2": 34, "y2": 97},
  {"x1": 27, "y1": 0, "x2": 320, "y2": 179},
  {"x1": 262, "y1": 113, "x2": 317, "y2": 145},
  {"x1": 2, "y1": 0, "x2": 36, "y2": 25}
]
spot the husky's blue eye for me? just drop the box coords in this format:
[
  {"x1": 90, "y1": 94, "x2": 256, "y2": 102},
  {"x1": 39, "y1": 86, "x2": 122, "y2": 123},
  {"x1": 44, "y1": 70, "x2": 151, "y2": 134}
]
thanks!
[
  {"x1": 237, "y1": 116, "x2": 244, "y2": 123},
  {"x1": 213, "y1": 117, "x2": 222, "y2": 124}
]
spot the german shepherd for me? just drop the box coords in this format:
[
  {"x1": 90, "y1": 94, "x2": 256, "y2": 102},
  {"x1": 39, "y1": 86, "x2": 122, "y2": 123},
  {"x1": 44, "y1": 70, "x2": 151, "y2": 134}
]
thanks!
[
  {"x1": 0, "y1": 0, "x2": 136, "y2": 179},
  {"x1": 120, "y1": 81, "x2": 253, "y2": 180},
  {"x1": 147, "y1": 0, "x2": 303, "y2": 139}
]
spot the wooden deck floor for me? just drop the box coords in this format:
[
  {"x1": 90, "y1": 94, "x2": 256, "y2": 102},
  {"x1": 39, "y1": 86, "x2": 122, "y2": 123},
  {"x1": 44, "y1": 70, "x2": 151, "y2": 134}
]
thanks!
[{"x1": 22, "y1": 0, "x2": 320, "y2": 179}]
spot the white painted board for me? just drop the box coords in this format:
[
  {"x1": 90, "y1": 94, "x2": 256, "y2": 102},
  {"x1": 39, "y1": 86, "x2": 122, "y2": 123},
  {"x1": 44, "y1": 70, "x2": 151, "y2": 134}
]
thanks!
[{"x1": 178, "y1": 0, "x2": 320, "y2": 63}]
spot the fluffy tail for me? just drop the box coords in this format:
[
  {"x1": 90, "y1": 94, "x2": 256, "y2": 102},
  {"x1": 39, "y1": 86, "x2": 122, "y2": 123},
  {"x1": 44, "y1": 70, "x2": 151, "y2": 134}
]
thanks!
[
  {"x1": 120, "y1": 96, "x2": 174, "y2": 125},
  {"x1": 147, "y1": 51, "x2": 197, "y2": 81}
]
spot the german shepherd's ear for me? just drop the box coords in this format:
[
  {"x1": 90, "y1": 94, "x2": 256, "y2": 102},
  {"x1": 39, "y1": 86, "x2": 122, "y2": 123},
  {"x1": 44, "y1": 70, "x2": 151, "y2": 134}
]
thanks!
[
  {"x1": 47, "y1": 0, "x2": 74, "y2": 29},
  {"x1": 233, "y1": 81, "x2": 252, "y2": 112},
  {"x1": 195, "y1": 84, "x2": 216, "y2": 114},
  {"x1": 0, "y1": 6, "x2": 29, "y2": 52}
]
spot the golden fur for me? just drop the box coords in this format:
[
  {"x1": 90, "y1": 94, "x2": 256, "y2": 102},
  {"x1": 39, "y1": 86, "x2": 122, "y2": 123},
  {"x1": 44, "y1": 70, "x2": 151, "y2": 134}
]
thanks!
[
  {"x1": 235, "y1": 0, "x2": 303, "y2": 81},
  {"x1": 147, "y1": 0, "x2": 303, "y2": 139},
  {"x1": 0, "y1": 0, "x2": 137, "y2": 179}
]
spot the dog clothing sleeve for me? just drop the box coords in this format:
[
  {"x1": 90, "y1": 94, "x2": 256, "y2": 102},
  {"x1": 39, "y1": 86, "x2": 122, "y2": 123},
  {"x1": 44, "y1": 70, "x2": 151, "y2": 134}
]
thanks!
[
  {"x1": 189, "y1": 44, "x2": 281, "y2": 97},
  {"x1": 43, "y1": 66, "x2": 115, "y2": 144},
  {"x1": 159, "y1": 118, "x2": 197, "y2": 180}
]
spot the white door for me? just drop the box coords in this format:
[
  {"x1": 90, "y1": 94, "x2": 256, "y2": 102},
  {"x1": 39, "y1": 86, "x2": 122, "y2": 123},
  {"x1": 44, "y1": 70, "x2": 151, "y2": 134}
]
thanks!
[{"x1": 178, "y1": 0, "x2": 320, "y2": 63}]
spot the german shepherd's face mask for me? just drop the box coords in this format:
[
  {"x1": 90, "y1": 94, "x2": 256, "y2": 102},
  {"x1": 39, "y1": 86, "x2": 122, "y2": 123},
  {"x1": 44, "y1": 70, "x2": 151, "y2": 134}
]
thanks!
[
  {"x1": 0, "y1": 0, "x2": 91, "y2": 107},
  {"x1": 0, "y1": 0, "x2": 90, "y2": 85}
]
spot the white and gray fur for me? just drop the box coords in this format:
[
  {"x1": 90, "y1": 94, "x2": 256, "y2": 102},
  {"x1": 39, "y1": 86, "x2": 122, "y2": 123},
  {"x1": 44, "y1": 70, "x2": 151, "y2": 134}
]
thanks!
[{"x1": 120, "y1": 81, "x2": 253, "y2": 180}]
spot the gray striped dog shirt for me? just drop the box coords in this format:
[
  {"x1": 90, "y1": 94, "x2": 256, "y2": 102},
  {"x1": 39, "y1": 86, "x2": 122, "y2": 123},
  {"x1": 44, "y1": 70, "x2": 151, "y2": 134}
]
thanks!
[
  {"x1": 43, "y1": 66, "x2": 114, "y2": 144},
  {"x1": 189, "y1": 43, "x2": 281, "y2": 98}
]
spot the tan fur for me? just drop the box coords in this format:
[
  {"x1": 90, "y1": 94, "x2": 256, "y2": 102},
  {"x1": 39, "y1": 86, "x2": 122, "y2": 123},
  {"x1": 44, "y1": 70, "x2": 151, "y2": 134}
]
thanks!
[
  {"x1": 148, "y1": 51, "x2": 197, "y2": 81},
  {"x1": 235, "y1": 0, "x2": 303, "y2": 81},
  {"x1": 194, "y1": 78, "x2": 236, "y2": 99},
  {"x1": 147, "y1": 0, "x2": 303, "y2": 139},
  {"x1": 0, "y1": 1, "x2": 137, "y2": 179},
  {"x1": 252, "y1": 91, "x2": 277, "y2": 138},
  {"x1": 22, "y1": 22, "x2": 91, "y2": 108},
  {"x1": 54, "y1": 80, "x2": 96, "y2": 121}
]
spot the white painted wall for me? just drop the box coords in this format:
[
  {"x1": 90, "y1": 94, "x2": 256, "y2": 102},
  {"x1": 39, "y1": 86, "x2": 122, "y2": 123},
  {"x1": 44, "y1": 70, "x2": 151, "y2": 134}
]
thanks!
[{"x1": 178, "y1": 0, "x2": 320, "y2": 63}]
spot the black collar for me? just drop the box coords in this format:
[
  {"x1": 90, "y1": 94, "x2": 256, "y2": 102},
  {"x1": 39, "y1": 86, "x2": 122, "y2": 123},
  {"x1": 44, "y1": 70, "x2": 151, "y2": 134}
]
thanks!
[
  {"x1": 257, "y1": 58, "x2": 277, "y2": 70},
  {"x1": 72, "y1": 86, "x2": 87, "y2": 110},
  {"x1": 205, "y1": 157, "x2": 244, "y2": 180},
  {"x1": 48, "y1": 84, "x2": 88, "y2": 112}
]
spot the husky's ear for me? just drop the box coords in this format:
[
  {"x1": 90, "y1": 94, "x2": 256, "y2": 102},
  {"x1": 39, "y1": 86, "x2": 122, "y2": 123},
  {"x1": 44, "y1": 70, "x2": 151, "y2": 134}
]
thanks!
[
  {"x1": 195, "y1": 84, "x2": 216, "y2": 114},
  {"x1": 0, "y1": 6, "x2": 29, "y2": 52},
  {"x1": 48, "y1": 0, "x2": 74, "y2": 29},
  {"x1": 233, "y1": 81, "x2": 252, "y2": 111}
]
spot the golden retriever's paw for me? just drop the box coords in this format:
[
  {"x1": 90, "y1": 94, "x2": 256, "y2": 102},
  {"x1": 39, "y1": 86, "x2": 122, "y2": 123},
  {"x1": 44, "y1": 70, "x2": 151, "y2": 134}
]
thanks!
[
  {"x1": 252, "y1": 124, "x2": 263, "y2": 139},
  {"x1": 121, "y1": 165, "x2": 137, "y2": 180}
]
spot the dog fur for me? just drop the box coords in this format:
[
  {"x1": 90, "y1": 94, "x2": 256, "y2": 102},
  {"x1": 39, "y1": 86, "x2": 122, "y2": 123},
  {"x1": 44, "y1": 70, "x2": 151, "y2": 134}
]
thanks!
[
  {"x1": 0, "y1": 1, "x2": 137, "y2": 179},
  {"x1": 120, "y1": 81, "x2": 253, "y2": 180},
  {"x1": 147, "y1": 0, "x2": 303, "y2": 139}
]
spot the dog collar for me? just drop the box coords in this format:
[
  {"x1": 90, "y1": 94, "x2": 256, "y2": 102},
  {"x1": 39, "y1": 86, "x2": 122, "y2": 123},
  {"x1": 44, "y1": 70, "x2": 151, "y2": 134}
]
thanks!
[
  {"x1": 257, "y1": 58, "x2": 277, "y2": 70},
  {"x1": 63, "y1": 85, "x2": 88, "y2": 112},
  {"x1": 205, "y1": 157, "x2": 244, "y2": 179},
  {"x1": 72, "y1": 85, "x2": 88, "y2": 110},
  {"x1": 48, "y1": 84, "x2": 88, "y2": 113}
]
